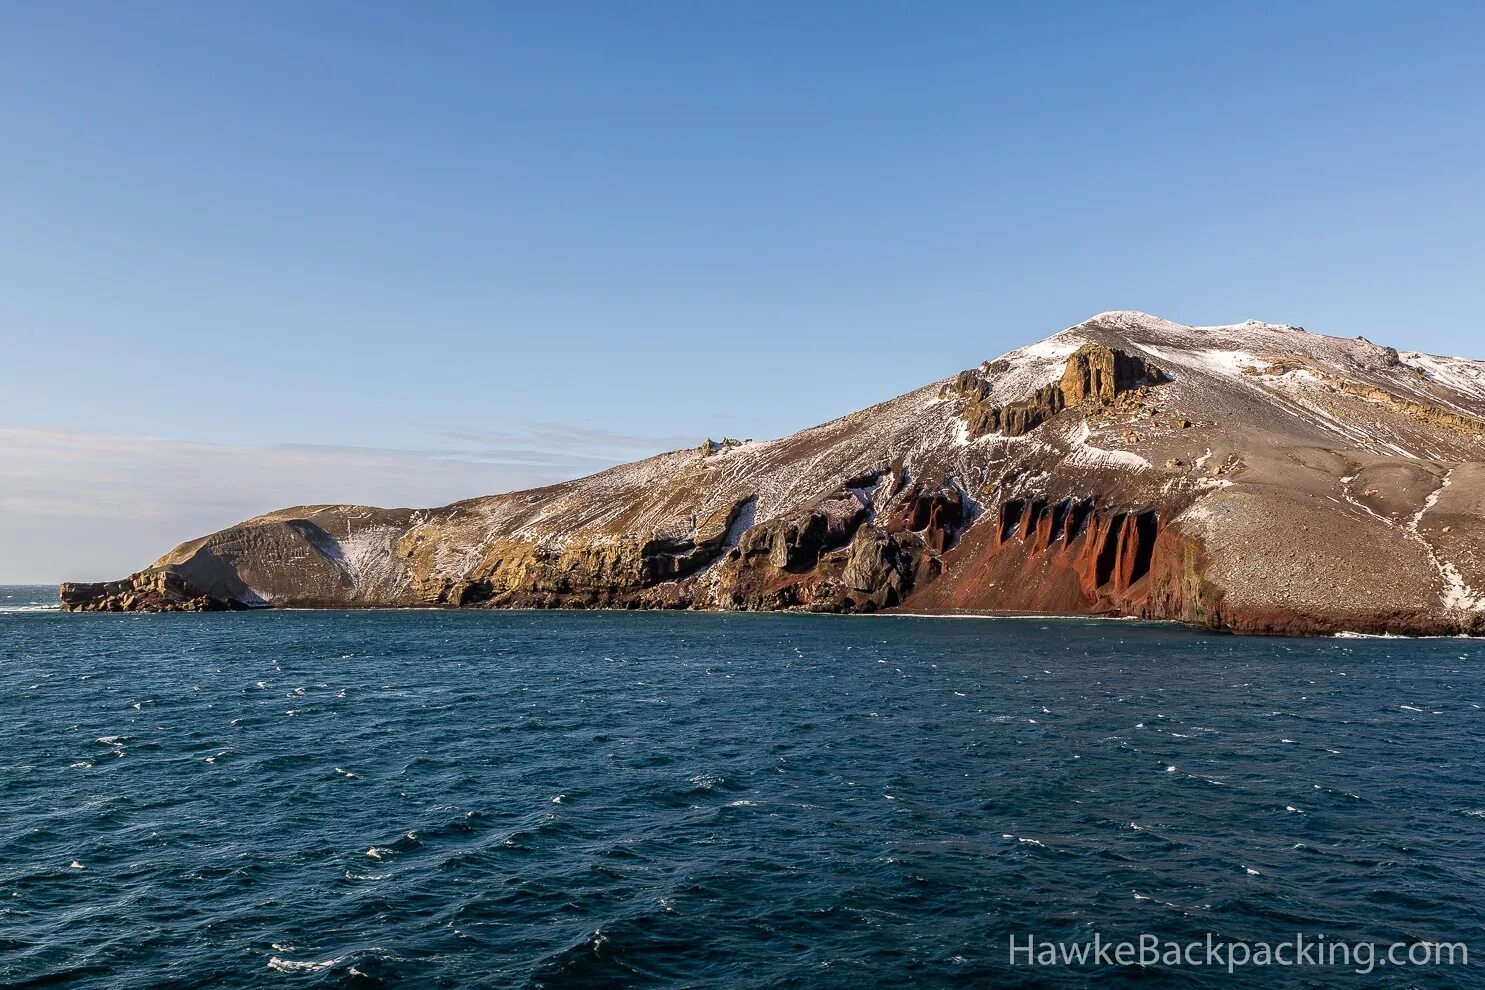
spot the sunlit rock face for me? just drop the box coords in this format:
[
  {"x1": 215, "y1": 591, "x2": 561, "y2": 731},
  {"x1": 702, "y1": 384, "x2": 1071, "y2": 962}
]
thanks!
[{"x1": 62, "y1": 311, "x2": 1485, "y2": 636}]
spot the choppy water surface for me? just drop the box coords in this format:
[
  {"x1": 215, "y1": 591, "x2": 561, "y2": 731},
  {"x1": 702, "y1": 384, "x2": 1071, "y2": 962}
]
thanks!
[{"x1": 3, "y1": 589, "x2": 1483, "y2": 987}]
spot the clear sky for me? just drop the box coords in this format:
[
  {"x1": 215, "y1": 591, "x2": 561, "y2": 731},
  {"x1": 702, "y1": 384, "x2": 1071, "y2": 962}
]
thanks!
[{"x1": 3, "y1": 2, "x2": 1483, "y2": 581}]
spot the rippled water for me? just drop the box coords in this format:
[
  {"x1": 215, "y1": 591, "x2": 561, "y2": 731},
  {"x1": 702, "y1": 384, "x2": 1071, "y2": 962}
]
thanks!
[{"x1": 3, "y1": 587, "x2": 1483, "y2": 987}]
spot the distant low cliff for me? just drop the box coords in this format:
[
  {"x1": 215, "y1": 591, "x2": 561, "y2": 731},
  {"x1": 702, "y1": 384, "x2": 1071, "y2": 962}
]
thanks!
[{"x1": 62, "y1": 312, "x2": 1485, "y2": 636}]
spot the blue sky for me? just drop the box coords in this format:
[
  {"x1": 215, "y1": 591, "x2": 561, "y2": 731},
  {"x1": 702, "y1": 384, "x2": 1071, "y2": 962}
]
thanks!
[{"x1": 2, "y1": 2, "x2": 1483, "y2": 580}]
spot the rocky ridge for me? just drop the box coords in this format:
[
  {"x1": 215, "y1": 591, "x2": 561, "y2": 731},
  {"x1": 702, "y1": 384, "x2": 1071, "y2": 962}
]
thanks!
[{"x1": 61, "y1": 312, "x2": 1485, "y2": 635}]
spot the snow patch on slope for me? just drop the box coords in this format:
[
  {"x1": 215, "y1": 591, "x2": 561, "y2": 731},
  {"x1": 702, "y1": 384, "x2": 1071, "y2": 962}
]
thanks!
[
  {"x1": 723, "y1": 497, "x2": 757, "y2": 548},
  {"x1": 1339, "y1": 471, "x2": 1484, "y2": 614},
  {"x1": 335, "y1": 525, "x2": 402, "y2": 593},
  {"x1": 304, "y1": 510, "x2": 406, "y2": 595},
  {"x1": 972, "y1": 331, "x2": 1086, "y2": 405},
  {"x1": 1409, "y1": 472, "x2": 1485, "y2": 612},
  {"x1": 1061, "y1": 422, "x2": 1152, "y2": 473},
  {"x1": 1134, "y1": 344, "x2": 1265, "y2": 379},
  {"x1": 1400, "y1": 352, "x2": 1485, "y2": 401}
]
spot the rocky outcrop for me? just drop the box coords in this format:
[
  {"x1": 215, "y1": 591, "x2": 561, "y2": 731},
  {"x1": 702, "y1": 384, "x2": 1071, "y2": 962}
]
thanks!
[
  {"x1": 841, "y1": 527, "x2": 915, "y2": 608},
  {"x1": 1058, "y1": 343, "x2": 1169, "y2": 404},
  {"x1": 946, "y1": 343, "x2": 1169, "y2": 438},
  {"x1": 1331, "y1": 379, "x2": 1485, "y2": 438},
  {"x1": 60, "y1": 311, "x2": 1485, "y2": 636},
  {"x1": 60, "y1": 571, "x2": 246, "y2": 612}
]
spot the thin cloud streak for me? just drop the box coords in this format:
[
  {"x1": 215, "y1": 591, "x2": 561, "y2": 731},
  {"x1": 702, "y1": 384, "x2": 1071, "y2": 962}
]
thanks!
[
  {"x1": 440, "y1": 423, "x2": 705, "y2": 461},
  {"x1": 0, "y1": 425, "x2": 612, "y2": 584}
]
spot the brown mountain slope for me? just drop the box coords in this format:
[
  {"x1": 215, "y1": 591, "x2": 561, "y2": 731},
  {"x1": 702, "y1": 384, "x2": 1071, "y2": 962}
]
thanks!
[{"x1": 61, "y1": 311, "x2": 1485, "y2": 635}]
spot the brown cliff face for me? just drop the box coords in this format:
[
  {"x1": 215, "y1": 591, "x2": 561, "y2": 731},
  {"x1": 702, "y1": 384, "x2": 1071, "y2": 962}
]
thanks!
[
  {"x1": 946, "y1": 343, "x2": 1168, "y2": 438},
  {"x1": 60, "y1": 312, "x2": 1485, "y2": 636},
  {"x1": 1058, "y1": 343, "x2": 1170, "y2": 405}
]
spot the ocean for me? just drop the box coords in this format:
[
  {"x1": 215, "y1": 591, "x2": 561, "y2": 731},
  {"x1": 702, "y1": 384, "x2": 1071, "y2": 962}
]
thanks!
[{"x1": 2, "y1": 585, "x2": 1482, "y2": 987}]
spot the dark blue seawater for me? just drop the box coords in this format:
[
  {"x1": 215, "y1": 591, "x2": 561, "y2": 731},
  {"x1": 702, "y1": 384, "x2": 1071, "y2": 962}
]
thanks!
[{"x1": 3, "y1": 585, "x2": 1484, "y2": 988}]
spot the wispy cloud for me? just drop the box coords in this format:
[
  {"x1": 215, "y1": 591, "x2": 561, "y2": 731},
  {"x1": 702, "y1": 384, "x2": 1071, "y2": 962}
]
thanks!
[
  {"x1": 440, "y1": 422, "x2": 702, "y2": 462},
  {"x1": 0, "y1": 425, "x2": 624, "y2": 584}
]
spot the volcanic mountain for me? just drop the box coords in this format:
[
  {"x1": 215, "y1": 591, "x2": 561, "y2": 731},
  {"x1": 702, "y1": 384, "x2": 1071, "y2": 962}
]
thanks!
[{"x1": 61, "y1": 312, "x2": 1485, "y2": 635}]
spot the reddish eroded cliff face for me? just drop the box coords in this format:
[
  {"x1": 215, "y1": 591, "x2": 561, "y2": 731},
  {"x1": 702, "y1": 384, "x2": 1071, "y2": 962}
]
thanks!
[
  {"x1": 894, "y1": 495, "x2": 1351, "y2": 633},
  {"x1": 903, "y1": 495, "x2": 1176, "y2": 615}
]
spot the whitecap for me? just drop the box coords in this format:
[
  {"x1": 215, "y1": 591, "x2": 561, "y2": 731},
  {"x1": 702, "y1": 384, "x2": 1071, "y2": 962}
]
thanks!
[
  {"x1": 688, "y1": 773, "x2": 727, "y2": 791},
  {"x1": 268, "y1": 955, "x2": 341, "y2": 973}
]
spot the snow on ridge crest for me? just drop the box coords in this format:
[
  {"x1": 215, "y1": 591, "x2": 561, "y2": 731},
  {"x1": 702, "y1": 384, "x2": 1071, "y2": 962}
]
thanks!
[
  {"x1": 1086, "y1": 310, "x2": 1304, "y2": 338},
  {"x1": 965, "y1": 310, "x2": 1373, "y2": 406},
  {"x1": 962, "y1": 311, "x2": 1274, "y2": 405}
]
